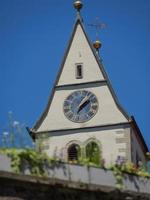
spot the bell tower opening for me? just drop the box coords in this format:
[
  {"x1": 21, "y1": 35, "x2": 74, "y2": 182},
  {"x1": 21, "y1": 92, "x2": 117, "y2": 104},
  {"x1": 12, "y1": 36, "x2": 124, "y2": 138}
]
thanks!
[
  {"x1": 68, "y1": 144, "x2": 81, "y2": 161},
  {"x1": 76, "y1": 64, "x2": 83, "y2": 79},
  {"x1": 86, "y1": 142, "x2": 100, "y2": 165}
]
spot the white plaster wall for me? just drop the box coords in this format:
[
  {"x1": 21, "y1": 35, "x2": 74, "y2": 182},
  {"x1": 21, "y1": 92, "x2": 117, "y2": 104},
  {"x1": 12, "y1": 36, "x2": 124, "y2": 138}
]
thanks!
[
  {"x1": 131, "y1": 129, "x2": 146, "y2": 164},
  {"x1": 41, "y1": 128, "x2": 129, "y2": 166},
  {"x1": 57, "y1": 24, "x2": 104, "y2": 86},
  {"x1": 37, "y1": 85, "x2": 128, "y2": 132}
]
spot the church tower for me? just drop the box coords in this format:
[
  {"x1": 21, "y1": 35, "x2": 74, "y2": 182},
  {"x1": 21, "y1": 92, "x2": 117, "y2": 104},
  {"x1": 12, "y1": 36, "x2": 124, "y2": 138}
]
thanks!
[{"x1": 29, "y1": 1, "x2": 148, "y2": 166}]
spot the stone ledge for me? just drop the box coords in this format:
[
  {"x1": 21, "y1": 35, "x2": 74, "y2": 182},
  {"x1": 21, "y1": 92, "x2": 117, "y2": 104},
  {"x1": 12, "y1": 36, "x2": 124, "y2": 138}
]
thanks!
[
  {"x1": 0, "y1": 171, "x2": 150, "y2": 200},
  {"x1": 0, "y1": 154, "x2": 150, "y2": 200},
  {"x1": 0, "y1": 171, "x2": 116, "y2": 193}
]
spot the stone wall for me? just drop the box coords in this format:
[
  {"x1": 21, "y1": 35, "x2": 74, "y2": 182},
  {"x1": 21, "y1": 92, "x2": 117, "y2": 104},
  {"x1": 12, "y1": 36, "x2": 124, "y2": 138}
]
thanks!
[
  {"x1": 0, "y1": 154, "x2": 150, "y2": 200},
  {"x1": 0, "y1": 171, "x2": 150, "y2": 200}
]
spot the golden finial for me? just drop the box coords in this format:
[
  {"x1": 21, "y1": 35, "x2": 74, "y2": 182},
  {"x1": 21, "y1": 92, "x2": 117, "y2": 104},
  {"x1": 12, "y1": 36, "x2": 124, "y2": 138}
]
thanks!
[
  {"x1": 88, "y1": 17, "x2": 107, "y2": 51},
  {"x1": 93, "y1": 40, "x2": 102, "y2": 50},
  {"x1": 73, "y1": 1, "x2": 83, "y2": 11}
]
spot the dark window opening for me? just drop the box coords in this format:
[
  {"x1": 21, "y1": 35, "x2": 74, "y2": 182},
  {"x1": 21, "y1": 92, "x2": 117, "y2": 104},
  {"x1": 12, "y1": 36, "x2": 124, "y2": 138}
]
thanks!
[
  {"x1": 76, "y1": 64, "x2": 83, "y2": 79},
  {"x1": 68, "y1": 144, "x2": 80, "y2": 161}
]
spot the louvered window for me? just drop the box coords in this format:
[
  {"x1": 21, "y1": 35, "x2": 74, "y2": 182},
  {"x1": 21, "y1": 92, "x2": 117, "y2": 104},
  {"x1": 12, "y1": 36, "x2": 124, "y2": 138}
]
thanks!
[
  {"x1": 76, "y1": 64, "x2": 83, "y2": 79},
  {"x1": 68, "y1": 144, "x2": 80, "y2": 161}
]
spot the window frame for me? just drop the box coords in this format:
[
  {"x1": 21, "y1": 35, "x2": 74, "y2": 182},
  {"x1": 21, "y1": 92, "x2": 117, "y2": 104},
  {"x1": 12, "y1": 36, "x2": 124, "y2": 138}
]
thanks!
[
  {"x1": 68, "y1": 143, "x2": 81, "y2": 161},
  {"x1": 85, "y1": 141, "x2": 101, "y2": 165},
  {"x1": 75, "y1": 63, "x2": 83, "y2": 79}
]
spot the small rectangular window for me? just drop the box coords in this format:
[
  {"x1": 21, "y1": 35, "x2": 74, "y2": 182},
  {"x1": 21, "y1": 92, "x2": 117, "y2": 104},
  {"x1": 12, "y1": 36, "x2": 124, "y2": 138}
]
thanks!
[{"x1": 76, "y1": 64, "x2": 83, "y2": 79}]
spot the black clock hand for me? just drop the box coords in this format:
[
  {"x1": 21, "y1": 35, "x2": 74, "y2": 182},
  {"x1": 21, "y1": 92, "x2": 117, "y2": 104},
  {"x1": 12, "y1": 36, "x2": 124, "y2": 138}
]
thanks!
[{"x1": 77, "y1": 99, "x2": 90, "y2": 113}]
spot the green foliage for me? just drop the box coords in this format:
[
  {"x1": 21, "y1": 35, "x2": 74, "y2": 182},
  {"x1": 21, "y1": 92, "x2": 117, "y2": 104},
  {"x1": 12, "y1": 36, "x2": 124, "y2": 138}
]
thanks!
[
  {"x1": 85, "y1": 142, "x2": 101, "y2": 166},
  {"x1": 0, "y1": 147, "x2": 150, "y2": 191},
  {"x1": 0, "y1": 148, "x2": 56, "y2": 176},
  {"x1": 120, "y1": 162, "x2": 150, "y2": 178},
  {"x1": 109, "y1": 165, "x2": 124, "y2": 190},
  {"x1": 109, "y1": 161, "x2": 150, "y2": 190},
  {"x1": 120, "y1": 162, "x2": 138, "y2": 174},
  {"x1": 78, "y1": 157, "x2": 99, "y2": 167}
]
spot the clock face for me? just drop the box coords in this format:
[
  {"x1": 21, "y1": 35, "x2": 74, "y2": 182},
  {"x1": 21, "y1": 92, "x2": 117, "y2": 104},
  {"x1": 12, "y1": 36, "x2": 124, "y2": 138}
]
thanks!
[{"x1": 63, "y1": 90, "x2": 98, "y2": 123}]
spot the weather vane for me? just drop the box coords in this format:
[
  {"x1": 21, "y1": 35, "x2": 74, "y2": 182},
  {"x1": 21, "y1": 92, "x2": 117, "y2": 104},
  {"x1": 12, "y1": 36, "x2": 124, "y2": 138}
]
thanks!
[{"x1": 88, "y1": 17, "x2": 107, "y2": 39}]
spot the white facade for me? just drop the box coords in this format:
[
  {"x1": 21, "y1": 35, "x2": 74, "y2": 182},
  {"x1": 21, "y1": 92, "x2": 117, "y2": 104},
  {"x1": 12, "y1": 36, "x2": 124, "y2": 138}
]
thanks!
[
  {"x1": 57, "y1": 24, "x2": 104, "y2": 86},
  {"x1": 37, "y1": 85, "x2": 128, "y2": 132},
  {"x1": 32, "y1": 14, "x2": 148, "y2": 166},
  {"x1": 40, "y1": 126, "x2": 131, "y2": 166}
]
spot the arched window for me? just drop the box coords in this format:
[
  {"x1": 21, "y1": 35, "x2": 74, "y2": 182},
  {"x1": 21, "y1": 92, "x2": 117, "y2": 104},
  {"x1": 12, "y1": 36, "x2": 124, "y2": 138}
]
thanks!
[
  {"x1": 68, "y1": 144, "x2": 81, "y2": 162},
  {"x1": 86, "y1": 142, "x2": 100, "y2": 165}
]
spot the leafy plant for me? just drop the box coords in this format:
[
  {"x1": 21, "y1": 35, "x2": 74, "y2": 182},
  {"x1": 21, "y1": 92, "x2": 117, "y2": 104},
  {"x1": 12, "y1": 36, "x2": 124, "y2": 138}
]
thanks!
[
  {"x1": 0, "y1": 148, "x2": 54, "y2": 176},
  {"x1": 109, "y1": 157, "x2": 150, "y2": 190},
  {"x1": 85, "y1": 142, "x2": 101, "y2": 166},
  {"x1": 0, "y1": 147, "x2": 150, "y2": 189}
]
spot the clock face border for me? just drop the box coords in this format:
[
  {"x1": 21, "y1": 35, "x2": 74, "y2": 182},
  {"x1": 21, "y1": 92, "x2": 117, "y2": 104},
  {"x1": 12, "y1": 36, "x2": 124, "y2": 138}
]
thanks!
[{"x1": 63, "y1": 90, "x2": 99, "y2": 123}]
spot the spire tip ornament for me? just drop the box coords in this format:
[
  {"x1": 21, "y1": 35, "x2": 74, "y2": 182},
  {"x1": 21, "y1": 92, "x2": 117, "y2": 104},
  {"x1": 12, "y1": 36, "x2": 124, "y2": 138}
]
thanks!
[
  {"x1": 93, "y1": 40, "x2": 102, "y2": 50},
  {"x1": 73, "y1": 1, "x2": 83, "y2": 11}
]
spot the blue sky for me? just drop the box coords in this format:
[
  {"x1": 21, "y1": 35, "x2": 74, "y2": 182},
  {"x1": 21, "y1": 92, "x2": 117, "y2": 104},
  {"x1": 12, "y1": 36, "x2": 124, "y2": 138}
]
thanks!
[{"x1": 0, "y1": 0, "x2": 150, "y2": 149}]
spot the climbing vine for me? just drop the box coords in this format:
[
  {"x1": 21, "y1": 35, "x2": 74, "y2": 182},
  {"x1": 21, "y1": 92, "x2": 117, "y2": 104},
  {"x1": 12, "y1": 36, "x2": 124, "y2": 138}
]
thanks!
[
  {"x1": 0, "y1": 148, "x2": 150, "y2": 189},
  {"x1": 109, "y1": 161, "x2": 150, "y2": 190},
  {"x1": 0, "y1": 148, "x2": 60, "y2": 176},
  {"x1": 85, "y1": 142, "x2": 101, "y2": 166}
]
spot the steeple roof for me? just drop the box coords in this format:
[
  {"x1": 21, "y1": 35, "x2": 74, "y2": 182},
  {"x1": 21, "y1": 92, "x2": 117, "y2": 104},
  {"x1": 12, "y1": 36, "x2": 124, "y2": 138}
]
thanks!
[
  {"x1": 32, "y1": 8, "x2": 130, "y2": 132},
  {"x1": 27, "y1": 1, "x2": 149, "y2": 167}
]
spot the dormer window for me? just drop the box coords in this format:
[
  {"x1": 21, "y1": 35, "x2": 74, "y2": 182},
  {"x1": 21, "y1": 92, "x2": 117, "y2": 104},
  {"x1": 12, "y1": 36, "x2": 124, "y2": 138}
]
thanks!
[{"x1": 76, "y1": 64, "x2": 83, "y2": 79}]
